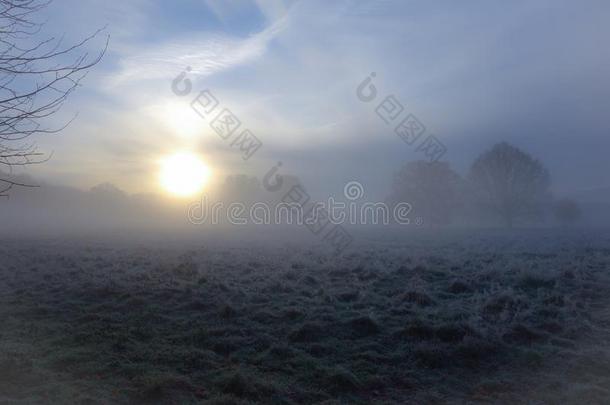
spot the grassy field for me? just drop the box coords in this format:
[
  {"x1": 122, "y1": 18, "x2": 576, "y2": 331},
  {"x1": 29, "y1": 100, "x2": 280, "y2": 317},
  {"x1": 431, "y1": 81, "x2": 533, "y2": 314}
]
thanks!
[{"x1": 1, "y1": 229, "x2": 610, "y2": 404}]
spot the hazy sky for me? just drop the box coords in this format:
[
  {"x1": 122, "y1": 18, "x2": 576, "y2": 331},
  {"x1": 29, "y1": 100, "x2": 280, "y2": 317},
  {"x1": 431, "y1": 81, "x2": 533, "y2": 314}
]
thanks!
[{"x1": 21, "y1": 0, "x2": 610, "y2": 199}]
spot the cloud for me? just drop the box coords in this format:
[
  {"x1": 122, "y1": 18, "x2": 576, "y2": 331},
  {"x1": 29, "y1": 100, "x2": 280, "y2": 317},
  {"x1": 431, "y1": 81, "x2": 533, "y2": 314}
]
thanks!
[{"x1": 109, "y1": 15, "x2": 288, "y2": 86}]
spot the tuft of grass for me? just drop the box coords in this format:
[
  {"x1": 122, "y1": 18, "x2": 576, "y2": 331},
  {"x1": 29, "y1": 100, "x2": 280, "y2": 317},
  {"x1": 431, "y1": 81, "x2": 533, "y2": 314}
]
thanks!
[
  {"x1": 517, "y1": 275, "x2": 556, "y2": 291},
  {"x1": 482, "y1": 294, "x2": 520, "y2": 316},
  {"x1": 336, "y1": 290, "x2": 360, "y2": 303},
  {"x1": 397, "y1": 320, "x2": 435, "y2": 341},
  {"x1": 324, "y1": 366, "x2": 361, "y2": 394},
  {"x1": 131, "y1": 372, "x2": 200, "y2": 403},
  {"x1": 400, "y1": 291, "x2": 435, "y2": 306},
  {"x1": 435, "y1": 324, "x2": 475, "y2": 343},
  {"x1": 447, "y1": 280, "x2": 473, "y2": 294},
  {"x1": 220, "y1": 304, "x2": 237, "y2": 318},
  {"x1": 288, "y1": 322, "x2": 327, "y2": 343},
  {"x1": 215, "y1": 369, "x2": 279, "y2": 401},
  {"x1": 347, "y1": 316, "x2": 381, "y2": 338},
  {"x1": 172, "y1": 261, "x2": 199, "y2": 281},
  {"x1": 503, "y1": 324, "x2": 546, "y2": 345}
]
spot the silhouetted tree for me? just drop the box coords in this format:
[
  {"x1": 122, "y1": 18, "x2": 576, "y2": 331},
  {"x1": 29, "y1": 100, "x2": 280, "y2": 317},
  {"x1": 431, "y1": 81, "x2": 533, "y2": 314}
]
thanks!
[
  {"x1": 0, "y1": 0, "x2": 107, "y2": 196},
  {"x1": 387, "y1": 160, "x2": 461, "y2": 225},
  {"x1": 554, "y1": 198, "x2": 581, "y2": 226},
  {"x1": 469, "y1": 142, "x2": 550, "y2": 228},
  {"x1": 221, "y1": 175, "x2": 261, "y2": 204}
]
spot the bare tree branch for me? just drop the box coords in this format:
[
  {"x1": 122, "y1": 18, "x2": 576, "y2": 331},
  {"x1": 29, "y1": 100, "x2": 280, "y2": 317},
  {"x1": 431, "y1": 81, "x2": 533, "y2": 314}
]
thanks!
[{"x1": 0, "y1": 0, "x2": 107, "y2": 194}]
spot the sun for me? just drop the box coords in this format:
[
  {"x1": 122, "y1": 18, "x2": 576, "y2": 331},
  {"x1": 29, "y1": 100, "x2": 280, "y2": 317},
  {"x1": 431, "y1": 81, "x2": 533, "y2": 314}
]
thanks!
[{"x1": 159, "y1": 152, "x2": 211, "y2": 197}]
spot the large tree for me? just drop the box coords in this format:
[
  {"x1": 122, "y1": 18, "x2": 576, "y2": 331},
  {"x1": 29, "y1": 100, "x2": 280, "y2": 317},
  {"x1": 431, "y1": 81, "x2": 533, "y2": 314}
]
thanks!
[
  {"x1": 387, "y1": 160, "x2": 461, "y2": 225},
  {"x1": 0, "y1": 0, "x2": 107, "y2": 196},
  {"x1": 469, "y1": 142, "x2": 550, "y2": 228},
  {"x1": 554, "y1": 198, "x2": 582, "y2": 226}
]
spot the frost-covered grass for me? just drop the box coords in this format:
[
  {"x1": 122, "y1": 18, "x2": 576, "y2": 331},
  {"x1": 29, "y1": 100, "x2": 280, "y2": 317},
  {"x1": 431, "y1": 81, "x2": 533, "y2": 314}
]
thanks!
[{"x1": 1, "y1": 229, "x2": 610, "y2": 404}]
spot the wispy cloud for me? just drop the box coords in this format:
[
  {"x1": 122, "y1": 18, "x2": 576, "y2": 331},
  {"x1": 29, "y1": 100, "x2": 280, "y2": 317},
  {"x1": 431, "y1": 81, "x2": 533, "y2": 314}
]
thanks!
[{"x1": 110, "y1": 16, "x2": 288, "y2": 85}]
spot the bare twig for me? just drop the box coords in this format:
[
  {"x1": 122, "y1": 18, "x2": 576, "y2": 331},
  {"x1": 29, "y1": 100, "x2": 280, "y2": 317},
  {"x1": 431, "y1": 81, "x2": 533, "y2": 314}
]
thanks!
[{"x1": 0, "y1": 0, "x2": 107, "y2": 194}]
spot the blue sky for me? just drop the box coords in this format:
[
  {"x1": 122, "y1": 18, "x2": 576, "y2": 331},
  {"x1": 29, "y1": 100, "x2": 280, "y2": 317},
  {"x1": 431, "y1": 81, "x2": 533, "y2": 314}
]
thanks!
[{"x1": 22, "y1": 0, "x2": 610, "y2": 199}]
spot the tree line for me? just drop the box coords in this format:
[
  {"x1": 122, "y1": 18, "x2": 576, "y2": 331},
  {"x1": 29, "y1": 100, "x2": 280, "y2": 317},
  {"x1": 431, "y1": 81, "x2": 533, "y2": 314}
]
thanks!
[{"x1": 386, "y1": 142, "x2": 582, "y2": 228}]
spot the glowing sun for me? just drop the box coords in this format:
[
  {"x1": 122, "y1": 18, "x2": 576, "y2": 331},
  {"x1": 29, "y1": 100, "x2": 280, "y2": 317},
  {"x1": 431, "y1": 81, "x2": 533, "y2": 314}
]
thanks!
[{"x1": 159, "y1": 152, "x2": 210, "y2": 197}]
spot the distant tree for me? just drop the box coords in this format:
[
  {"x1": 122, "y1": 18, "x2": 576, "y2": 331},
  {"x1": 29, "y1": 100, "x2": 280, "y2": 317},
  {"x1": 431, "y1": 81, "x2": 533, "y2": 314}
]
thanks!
[
  {"x1": 387, "y1": 160, "x2": 461, "y2": 225},
  {"x1": 554, "y1": 198, "x2": 582, "y2": 226},
  {"x1": 90, "y1": 182, "x2": 127, "y2": 203},
  {"x1": 469, "y1": 142, "x2": 551, "y2": 228},
  {"x1": 0, "y1": 0, "x2": 107, "y2": 196},
  {"x1": 221, "y1": 175, "x2": 261, "y2": 204}
]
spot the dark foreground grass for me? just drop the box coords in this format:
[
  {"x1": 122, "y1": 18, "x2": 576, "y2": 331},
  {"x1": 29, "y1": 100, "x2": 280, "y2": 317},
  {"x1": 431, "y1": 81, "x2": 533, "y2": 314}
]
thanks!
[{"x1": 1, "y1": 230, "x2": 610, "y2": 404}]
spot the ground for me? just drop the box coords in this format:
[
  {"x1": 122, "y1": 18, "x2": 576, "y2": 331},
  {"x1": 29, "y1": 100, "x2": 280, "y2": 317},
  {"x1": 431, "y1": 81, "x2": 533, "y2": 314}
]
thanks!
[{"x1": 1, "y1": 229, "x2": 610, "y2": 404}]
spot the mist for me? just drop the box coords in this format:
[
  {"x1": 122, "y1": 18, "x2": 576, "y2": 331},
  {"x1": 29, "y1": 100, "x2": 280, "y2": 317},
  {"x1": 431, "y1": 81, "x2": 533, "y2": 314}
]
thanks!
[{"x1": 2, "y1": 1, "x2": 610, "y2": 404}]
